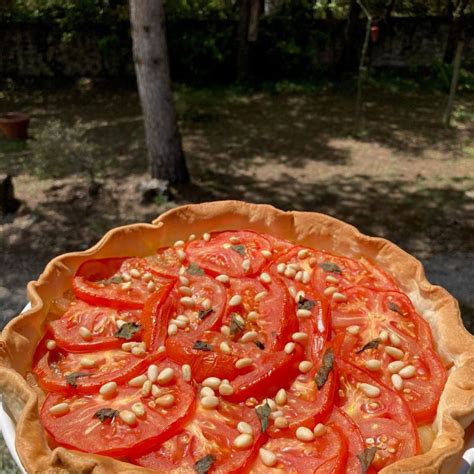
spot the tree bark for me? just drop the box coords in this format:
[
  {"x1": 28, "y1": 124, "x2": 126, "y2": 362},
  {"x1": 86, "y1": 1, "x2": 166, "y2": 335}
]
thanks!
[
  {"x1": 129, "y1": 0, "x2": 189, "y2": 184},
  {"x1": 443, "y1": 41, "x2": 464, "y2": 126},
  {"x1": 443, "y1": 0, "x2": 468, "y2": 63},
  {"x1": 237, "y1": 0, "x2": 260, "y2": 81},
  {"x1": 337, "y1": 0, "x2": 362, "y2": 73}
]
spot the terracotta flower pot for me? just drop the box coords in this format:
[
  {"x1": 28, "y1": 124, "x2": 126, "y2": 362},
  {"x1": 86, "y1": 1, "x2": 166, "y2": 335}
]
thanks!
[{"x1": 0, "y1": 112, "x2": 30, "y2": 140}]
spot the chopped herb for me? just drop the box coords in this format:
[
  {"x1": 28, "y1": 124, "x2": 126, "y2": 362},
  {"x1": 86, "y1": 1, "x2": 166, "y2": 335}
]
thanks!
[
  {"x1": 194, "y1": 454, "x2": 216, "y2": 474},
  {"x1": 256, "y1": 402, "x2": 271, "y2": 433},
  {"x1": 297, "y1": 296, "x2": 316, "y2": 311},
  {"x1": 115, "y1": 322, "x2": 141, "y2": 340},
  {"x1": 94, "y1": 408, "x2": 119, "y2": 422},
  {"x1": 357, "y1": 447, "x2": 377, "y2": 474},
  {"x1": 198, "y1": 308, "x2": 214, "y2": 320},
  {"x1": 229, "y1": 313, "x2": 245, "y2": 335},
  {"x1": 187, "y1": 263, "x2": 204, "y2": 276},
  {"x1": 254, "y1": 340, "x2": 265, "y2": 350},
  {"x1": 65, "y1": 372, "x2": 89, "y2": 388},
  {"x1": 315, "y1": 348, "x2": 334, "y2": 389},
  {"x1": 356, "y1": 338, "x2": 381, "y2": 354},
  {"x1": 193, "y1": 340, "x2": 213, "y2": 351},
  {"x1": 388, "y1": 301, "x2": 403, "y2": 315},
  {"x1": 319, "y1": 261, "x2": 342, "y2": 273},
  {"x1": 96, "y1": 275, "x2": 123, "y2": 285},
  {"x1": 231, "y1": 244, "x2": 246, "y2": 256}
]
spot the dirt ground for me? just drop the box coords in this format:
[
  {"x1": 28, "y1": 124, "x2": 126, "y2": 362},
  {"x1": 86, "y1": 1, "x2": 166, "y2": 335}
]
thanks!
[{"x1": 1, "y1": 84, "x2": 473, "y2": 335}]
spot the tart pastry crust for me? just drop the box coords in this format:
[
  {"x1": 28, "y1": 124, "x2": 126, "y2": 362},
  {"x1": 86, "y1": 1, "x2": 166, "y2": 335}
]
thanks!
[{"x1": 0, "y1": 200, "x2": 473, "y2": 473}]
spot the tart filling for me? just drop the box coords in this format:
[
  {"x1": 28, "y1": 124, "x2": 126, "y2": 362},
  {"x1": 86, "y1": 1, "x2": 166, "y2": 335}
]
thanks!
[{"x1": 34, "y1": 229, "x2": 447, "y2": 472}]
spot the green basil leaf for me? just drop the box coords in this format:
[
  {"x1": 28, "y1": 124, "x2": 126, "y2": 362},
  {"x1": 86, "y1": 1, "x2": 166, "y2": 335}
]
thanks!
[
  {"x1": 194, "y1": 454, "x2": 216, "y2": 474},
  {"x1": 356, "y1": 338, "x2": 381, "y2": 354},
  {"x1": 388, "y1": 301, "x2": 403, "y2": 315},
  {"x1": 198, "y1": 308, "x2": 214, "y2": 320},
  {"x1": 115, "y1": 322, "x2": 141, "y2": 340},
  {"x1": 187, "y1": 263, "x2": 204, "y2": 276},
  {"x1": 65, "y1": 371, "x2": 89, "y2": 388},
  {"x1": 229, "y1": 313, "x2": 245, "y2": 335},
  {"x1": 256, "y1": 402, "x2": 272, "y2": 433},
  {"x1": 297, "y1": 296, "x2": 315, "y2": 311},
  {"x1": 231, "y1": 244, "x2": 246, "y2": 256},
  {"x1": 357, "y1": 446, "x2": 377, "y2": 474},
  {"x1": 193, "y1": 340, "x2": 213, "y2": 351},
  {"x1": 315, "y1": 348, "x2": 334, "y2": 389},
  {"x1": 319, "y1": 261, "x2": 342, "y2": 273},
  {"x1": 94, "y1": 408, "x2": 119, "y2": 422}
]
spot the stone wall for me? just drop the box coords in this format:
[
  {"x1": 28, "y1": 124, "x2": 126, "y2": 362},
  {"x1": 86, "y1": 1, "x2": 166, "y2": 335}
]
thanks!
[{"x1": 0, "y1": 16, "x2": 472, "y2": 80}]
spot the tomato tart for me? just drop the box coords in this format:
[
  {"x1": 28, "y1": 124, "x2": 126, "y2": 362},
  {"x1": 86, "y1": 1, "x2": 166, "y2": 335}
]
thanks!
[{"x1": 0, "y1": 201, "x2": 473, "y2": 473}]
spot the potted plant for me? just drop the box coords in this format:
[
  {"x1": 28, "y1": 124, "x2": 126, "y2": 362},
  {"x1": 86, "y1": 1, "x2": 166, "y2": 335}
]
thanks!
[{"x1": 0, "y1": 112, "x2": 30, "y2": 140}]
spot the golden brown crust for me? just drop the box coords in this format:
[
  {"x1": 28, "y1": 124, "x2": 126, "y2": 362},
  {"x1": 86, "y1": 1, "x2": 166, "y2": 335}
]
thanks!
[{"x1": 0, "y1": 200, "x2": 473, "y2": 473}]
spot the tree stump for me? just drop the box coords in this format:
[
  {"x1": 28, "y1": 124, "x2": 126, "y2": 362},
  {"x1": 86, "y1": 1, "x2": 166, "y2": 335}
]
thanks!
[{"x1": 0, "y1": 174, "x2": 21, "y2": 215}]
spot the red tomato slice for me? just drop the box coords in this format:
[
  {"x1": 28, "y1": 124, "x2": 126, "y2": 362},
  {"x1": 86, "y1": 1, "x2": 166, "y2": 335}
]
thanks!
[
  {"x1": 331, "y1": 287, "x2": 447, "y2": 423},
  {"x1": 336, "y1": 359, "x2": 419, "y2": 471},
  {"x1": 41, "y1": 360, "x2": 195, "y2": 457},
  {"x1": 329, "y1": 408, "x2": 366, "y2": 474},
  {"x1": 186, "y1": 230, "x2": 272, "y2": 277},
  {"x1": 49, "y1": 300, "x2": 141, "y2": 351},
  {"x1": 34, "y1": 343, "x2": 156, "y2": 394},
  {"x1": 251, "y1": 422, "x2": 348, "y2": 473},
  {"x1": 142, "y1": 246, "x2": 184, "y2": 278},
  {"x1": 73, "y1": 257, "x2": 173, "y2": 309},
  {"x1": 132, "y1": 400, "x2": 263, "y2": 473}
]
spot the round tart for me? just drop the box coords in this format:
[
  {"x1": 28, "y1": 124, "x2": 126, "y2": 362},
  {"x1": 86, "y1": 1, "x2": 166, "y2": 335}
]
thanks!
[{"x1": 0, "y1": 201, "x2": 473, "y2": 473}]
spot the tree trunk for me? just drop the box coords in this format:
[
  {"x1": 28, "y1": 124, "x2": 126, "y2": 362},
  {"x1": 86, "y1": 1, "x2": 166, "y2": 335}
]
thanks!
[
  {"x1": 237, "y1": 0, "x2": 260, "y2": 82},
  {"x1": 443, "y1": 0, "x2": 468, "y2": 63},
  {"x1": 337, "y1": 0, "x2": 362, "y2": 73},
  {"x1": 443, "y1": 41, "x2": 464, "y2": 126},
  {"x1": 129, "y1": 0, "x2": 189, "y2": 184}
]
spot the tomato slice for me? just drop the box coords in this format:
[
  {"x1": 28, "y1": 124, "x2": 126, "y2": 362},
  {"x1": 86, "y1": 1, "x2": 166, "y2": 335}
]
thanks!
[
  {"x1": 331, "y1": 287, "x2": 447, "y2": 423},
  {"x1": 34, "y1": 343, "x2": 156, "y2": 394},
  {"x1": 133, "y1": 400, "x2": 263, "y2": 473},
  {"x1": 73, "y1": 257, "x2": 173, "y2": 309},
  {"x1": 336, "y1": 359, "x2": 419, "y2": 471},
  {"x1": 49, "y1": 300, "x2": 142, "y2": 351},
  {"x1": 186, "y1": 231, "x2": 272, "y2": 277},
  {"x1": 142, "y1": 247, "x2": 184, "y2": 278},
  {"x1": 251, "y1": 422, "x2": 348, "y2": 473},
  {"x1": 41, "y1": 360, "x2": 195, "y2": 457}
]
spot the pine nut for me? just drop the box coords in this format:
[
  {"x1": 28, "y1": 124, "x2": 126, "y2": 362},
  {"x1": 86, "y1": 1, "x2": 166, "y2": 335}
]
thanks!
[
  {"x1": 49, "y1": 402, "x2": 70, "y2": 416},
  {"x1": 180, "y1": 296, "x2": 194, "y2": 307},
  {"x1": 155, "y1": 394, "x2": 175, "y2": 407},
  {"x1": 346, "y1": 325, "x2": 360, "y2": 335},
  {"x1": 365, "y1": 359, "x2": 381, "y2": 371},
  {"x1": 388, "y1": 361, "x2": 405, "y2": 373},
  {"x1": 260, "y1": 272, "x2": 272, "y2": 284},
  {"x1": 129, "y1": 374, "x2": 147, "y2": 387},
  {"x1": 288, "y1": 286, "x2": 297, "y2": 298},
  {"x1": 202, "y1": 377, "x2": 221, "y2": 389},
  {"x1": 313, "y1": 423, "x2": 326, "y2": 437},
  {"x1": 179, "y1": 275, "x2": 190, "y2": 286},
  {"x1": 230, "y1": 236, "x2": 240, "y2": 244},
  {"x1": 240, "y1": 331, "x2": 258, "y2": 343},
  {"x1": 145, "y1": 364, "x2": 158, "y2": 383},
  {"x1": 200, "y1": 387, "x2": 215, "y2": 397},
  {"x1": 275, "y1": 388, "x2": 287, "y2": 406},
  {"x1": 247, "y1": 311, "x2": 258, "y2": 321},
  {"x1": 100, "y1": 381, "x2": 117, "y2": 397},
  {"x1": 277, "y1": 263, "x2": 286, "y2": 274},
  {"x1": 142, "y1": 380, "x2": 152, "y2": 397},
  {"x1": 259, "y1": 448, "x2": 277, "y2": 467},
  {"x1": 176, "y1": 314, "x2": 189, "y2": 323},
  {"x1": 182, "y1": 364, "x2": 192, "y2": 382},
  {"x1": 255, "y1": 291, "x2": 268, "y2": 302},
  {"x1": 157, "y1": 367, "x2": 175, "y2": 385},
  {"x1": 79, "y1": 326, "x2": 92, "y2": 341},
  {"x1": 296, "y1": 426, "x2": 314, "y2": 442},
  {"x1": 121, "y1": 341, "x2": 134, "y2": 352},
  {"x1": 299, "y1": 361, "x2": 313, "y2": 373},
  {"x1": 143, "y1": 272, "x2": 153, "y2": 282},
  {"x1": 270, "y1": 410, "x2": 284, "y2": 420},
  {"x1": 302, "y1": 271, "x2": 311, "y2": 284},
  {"x1": 176, "y1": 249, "x2": 186, "y2": 261},
  {"x1": 284, "y1": 342, "x2": 295, "y2": 354},
  {"x1": 80, "y1": 357, "x2": 95, "y2": 368},
  {"x1": 203, "y1": 232, "x2": 211, "y2": 241},
  {"x1": 295, "y1": 271, "x2": 303, "y2": 282},
  {"x1": 171, "y1": 318, "x2": 187, "y2": 329},
  {"x1": 201, "y1": 298, "x2": 211, "y2": 310},
  {"x1": 157, "y1": 345, "x2": 166, "y2": 354},
  {"x1": 131, "y1": 402, "x2": 146, "y2": 417},
  {"x1": 119, "y1": 410, "x2": 137, "y2": 426},
  {"x1": 389, "y1": 332, "x2": 401, "y2": 347},
  {"x1": 220, "y1": 341, "x2": 232, "y2": 354},
  {"x1": 237, "y1": 421, "x2": 253, "y2": 434},
  {"x1": 121, "y1": 281, "x2": 132, "y2": 290},
  {"x1": 130, "y1": 268, "x2": 141, "y2": 278},
  {"x1": 201, "y1": 395, "x2": 219, "y2": 409},
  {"x1": 359, "y1": 383, "x2": 380, "y2": 398},
  {"x1": 235, "y1": 358, "x2": 253, "y2": 369},
  {"x1": 168, "y1": 324, "x2": 178, "y2": 336},
  {"x1": 229, "y1": 295, "x2": 242, "y2": 306},
  {"x1": 131, "y1": 343, "x2": 146, "y2": 356},
  {"x1": 284, "y1": 267, "x2": 296, "y2": 278},
  {"x1": 323, "y1": 286, "x2": 337, "y2": 296},
  {"x1": 379, "y1": 330, "x2": 389, "y2": 342},
  {"x1": 385, "y1": 346, "x2": 404, "y2": 360},
  {"x1": 121, "y1": 272, "x2": 131, "y2": 282},
  {"x1": 332, "y1": 292, "x2": 347, "y2": 302},
  {"x1": 261, "y1": 250, "x2": 272, "y2": 259},
  {"x1": 288, "y1": 263, "x2": 300, "y2": 271},
  {"x1": 262, "y1": 398, "x2": 277, "y2": 411},
  {"x1": 326, "y1": 275, "x2": 338, "y2": 284},
  {"x1": 220, "y1": 325, "x2": 231, "y2": 336},
  {"x1": 179, "y1": 286, "x2": 192, "y2": 296},
  {"x1": 174, "y1": 240, "x2": 185, "y2": 247},
  {"x1": 151, "y1": 384, "x2": 161, "y2": 398},
  {"x1": 147, "y1": 281, "x2": 156, "y2": 291},
  {"x1": 298, "y1": 248, "x2": 310, "y2": 259},
  {"x1": 233, "y1": 433, "x2": 253, "y2": 449},
  {"x1": 297, "y1": 308, "x2": 312, "y2": 318},
  {"x1": 46, "y1": 339, "x2": 57, "y2": 350},
  {"x1": 292, "y1": 332, "x2": 308, "y2": 343},
  {"x1": 188, "y1": 234, "x2": 196, "y2": 241},
  {"x1": 274, "y1": 417, "x2": 289, "y2": 429},
  {"x1": 116, "y1": 319, "x2": 126, "y2": 329},
  {"x1": 399, "y1": 365, "x2": 416, "y2": 378},
  {"x1": 242, "y1": 259, "x2": 251, "y2": 272},
  {"x1": 392, "y1": 374, "x2": 403, "y2": 391},
  {"x1": 216, "y1": 274, "x2": 230, "y2": 283},
  {"x1": 219, "y1": 383, "x2": 234, "y2": 396}
]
